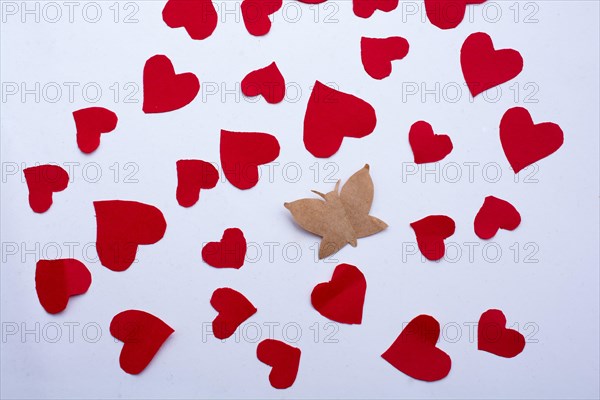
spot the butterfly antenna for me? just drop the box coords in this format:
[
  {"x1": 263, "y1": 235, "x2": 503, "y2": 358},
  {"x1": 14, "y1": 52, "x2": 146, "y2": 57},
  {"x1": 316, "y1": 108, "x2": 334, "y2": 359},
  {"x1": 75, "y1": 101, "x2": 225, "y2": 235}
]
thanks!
[
  {"x1": 311, "y1": 190, "x2": 327, "y2": 199},
  {"x1": 334, "y1": 180, "x2": 341, "y2": 193}
]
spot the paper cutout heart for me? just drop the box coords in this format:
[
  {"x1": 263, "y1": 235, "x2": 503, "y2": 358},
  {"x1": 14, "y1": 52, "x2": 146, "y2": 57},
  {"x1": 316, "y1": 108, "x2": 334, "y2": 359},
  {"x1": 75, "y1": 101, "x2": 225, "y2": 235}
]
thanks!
[
  {"x1": 500, "y1": 107, "x2": 564, "y2": 173},
  {"x1": 361, "y1": 36, "x2": 409, "y2": 80},
  {"x1": 311, "y1": 263, "x2": 366, "y2": 324},
  {"x1": 162, "y1": 0, "x2": 217, "y2": 40},
  {"x1": 24, "y1": 165, "x2": 69, "y2": 213},
  {"x1": 425, "y1": 0, "x2": 486, "y2": 30},
  {"x1": 257, "y1": 339, "x2": 301, "y2": 389},
  {"x1": 176, "y1": 160, "x2": 219, "y2": 207},
  {"x1": 241, "y1": 62, "x2": 285, "y2": 104},
  {"x1": 202, "y1": 228, "x2": 247, "y2": 269},
  {"x1": 220, "y1": 129, "x2": 280, "y2": 190},
  {"x1": 73, "y1": 107, "x2": 118, "y2": 154},
  {"x1": 211, "y1": 287, "x2": 257, "y2": 339},
  {"x1": 461, "y1": 32, "x2": 523, "y2": 97},
  {"x1": 478, "y1": 309, "x2": 525, "y2": 358},
  {"x1": 304, "y1": 81, "x2": 377, "y2": 158},
  {"x1": 110, "y1": 310, "x2": 174, "y2": 375},
  {"x1": 94, "y1": 200, "x2": 167, "y2": 272},
  {"x1": 410, "y1": 215, "x2": 455, "y2": 261},
  {"x1": 241, "y1": 0, "x2": 283, "y2": 36},
  {"x1": 382, "y1": 314, "x2": 451, "y2": 382},
  {"x1": 474, "y1": 196, "x2": 521, "y2": 239},
  {"x1": 35, "y1": 259, "x2": 91, "y2": 314},
  {"x1": 353, "y1": 0, "x2": 398, "y2": 18},
  {"x1": 409, "y1": 121, "x2": 453, "y2": 164},
  {"x1": 143, "y1": 54, "x2": 200, "y2": 114}
]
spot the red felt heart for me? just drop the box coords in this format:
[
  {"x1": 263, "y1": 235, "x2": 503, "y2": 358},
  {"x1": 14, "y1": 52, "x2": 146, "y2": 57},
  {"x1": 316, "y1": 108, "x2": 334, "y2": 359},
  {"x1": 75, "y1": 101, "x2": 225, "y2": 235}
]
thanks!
[
  {"x1": 162, "y1": 0, "x2": 217, "y2": 40},
  {"x1": 202, "y1": 228, "x2": 247, "y2": 269},
  {"x1": 461, "y1": 32, "x2": 523, "y2": 97},
  {"x1": 94, "y1": 200, "x2": 167, "y2": 272},
  {"x1": 409, "y1": 121, "x2": 453, "y2": 164},
  {"x1": 110, "y1": 310, "x2": 174, "y2": 375},
  {"x1": 474, "y1": 196, "x2": 521, "y2": 239},
  {"x1": 220, "y1": 129, "x2": 280, "y2": 190},
  {"x1": 425, "y1": 0, "x2": 485, "y2": 30},
  {"x1": 24, "y1": 165, "x2": 69, "y2": 213},
  {"x1": 257, "y1": 339, "x2": 301, "y2": 389},
  {"x1": 304, "y1": 81, "x2": 377, "y2": 158},
  {"x1": 410, "y1": 215, "x2": 455, "y2": 261},
  {"x1": 241, "y1": 0, "x2": 283, "y2": 36},
  {"x1": 361, "y1": 36, "x2": 409, "y2": 80},
  {"x1": 210, "y1": 287, "x2": 257, "y2": 339},
  {"x1": 500, "y1": 107, "x2": 564, "y2": 173},
  {"x1": 143, "y1": 54, "x2": 200, "y2": 114},
  {"x1": 35, "y1": 259, "x2": 91, "y2": 314},
  {"x1": 176, "y1": 160, "x2": 219, "y2": 207},
  {"x1": 478, "y1": 309, "x2": 525, "y2": 358},
  {"x1": 353, "y1": 0, "x2": 398, "y2": 18},
  {"x1": 241, "y1": 62, "x2": 285, "y2": 104},
  {"x1": 73, "y1": 107, "x2": 118, "y2": 154},
  {"x1": 382, "y1": 314, "x2": 451, "y2": 382},
  {"x1": 311, "y1": 263, "x2": 366, "y2": 324}
]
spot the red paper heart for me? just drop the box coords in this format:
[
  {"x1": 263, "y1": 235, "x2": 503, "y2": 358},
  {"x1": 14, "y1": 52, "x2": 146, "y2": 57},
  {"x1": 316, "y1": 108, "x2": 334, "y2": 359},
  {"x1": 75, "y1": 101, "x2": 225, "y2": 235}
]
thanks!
[
  {"x1": 241, "y1": 0, "x2": 283, "y2": 36},
  {"x1": 162, "y1": 0, "x2": 217, "y2": 40},
  {"x1": 257, "y1": 339, "x2": 301, "y2": 389},
  {"x1": 304, "y1": 81, "x2": 377, "y2": 158},
  {"x1": 176, "y1": 160, "x2": 219, "y2": 207},
  {"x1": 361, "y1": 36, "x2": 409, "y2": 80},
  {"x1": 410, "y1": 215, "x2": 455, "y2": 261},
  {"x1": 73, "y1": 107, "x2": 118, "y2": 154},
  {"x1": 241, "y1": 62, "x2": 286, "y2": 104},
  {"x1": 311, "y1": 263, "x2": 366, "y2": 324},
  {"x1": 409, "y1": 121, "x2": 453, "y2": 164},
  {"x1": 353, "y1": 0, "x2": 398, "y2": 18},
  {"x1": 478, "y1": 309, "x2": 525, "y2": 358},
  {"x1": 382, "y1": 314, "x2": 451, "y2": 382},
  {"x1": 500, "y1": 107, "x2": 564, "y2": 173},
  {"x1": 474, "y1": 196, "x2": 521, "y2": 239},
  {"x1": 94, "y1": 200, "x2": 167, "y2": 272},
  {"x1": 24, "y1": 165, "x2": 69, "y2": 213},
  {"x1": 425, "y1": 0, "x2": 485, "y2": 30},
  {"x1": 202, "y1": 228, "x2": 247, "y2": 269},
  {"x1": 461, "y1": 32, "x2": 523, "y2": 97},
  {"x1": 220, "y1": 129, "x2": 280, "y2": 190},
  {"x1": 35, "y1": 259, "x2": 91, "y2": 314},
  {"x1": 143, "y1": 54, "x2": 200, "y2": 113},
  {"x1": 110, "y1": 310, "x2": 174, "y2": 375},
  {"x1": 210, "y1": 287, "x2": 257, "y2": 339}
]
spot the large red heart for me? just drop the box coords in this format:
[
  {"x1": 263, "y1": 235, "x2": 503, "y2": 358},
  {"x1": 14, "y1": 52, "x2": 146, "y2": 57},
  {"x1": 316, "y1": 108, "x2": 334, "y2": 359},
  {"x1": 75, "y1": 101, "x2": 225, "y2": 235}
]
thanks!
[
  {"x1": 382, "y1": 314, "x2": 451, "y2": 382},
  {"x1": 478, "y1": 309, "x2": 525, "y2": 358},
  {"x1": 110, "y1": 310, "x2": 174, "y2": 375},
  {"x1": 202, "y1": 228, "x2": 247, "y2": 269},
  {"x1": 425, "y1": 0, "x2": 485, "y2": 30},
  {"x1": 241, "y1": 62, "x2": 286, "y2": 104},
  {"x1": 143, "y1": 54, "x2": 200, "y2": 114},
  {"x1": 73, "y1": 107, "x2": 118, "y2": 154},
  {"x1": 311, "y1": 263, "x2": 366, "y2": 324},
  {"x1": 210, "y1": 287, "x2": 257, "y2": 339},
  {"x1": 461, "y1": 32, "x2": 523, "y2": 97},
  {"x1": 94, "y1": 200, "x2": 167, "y2": 272},
  {"x1": 162, "y1": 0, "x2": 217, "y2": 40},
  {"x1": 410, "y1": 215, "x2": 455, "y2": 261},
  {"x1": 361, "y1": 36, "x2": 409, "y2": 80},
  {"x1": 24, "y1": 165, "x2": 69, "y2": 213},
  {"x1": 220, "y1": 129, "x2": 280, "y2": 190},
  {"x1": 241, "y1": 0, "x2": 283, "y2": 36},
  {"x1": 409, "y1": 120, "x2": 453, "y2": 164},
  {"x1": 474, "y1": 196, "x2": 521, "y2": 239},
  {"x1": 500, "y1": 107, "x2": 564, "y2": 173},
  {"x1": 35, "y1": 259, "x2": 91, "y2": 314},
  {"x1": 304, "y1": 81, "x2": 377, "y2": 158},
  {"x1": 353, "y1": 0, "x2": 398, "y2": 18},
  {"x1": 257, "y1": 339, "x2": 301, "y2": 389},
  {"x1": 176, "y1": 159, "x2": 219, "y2": 207}
]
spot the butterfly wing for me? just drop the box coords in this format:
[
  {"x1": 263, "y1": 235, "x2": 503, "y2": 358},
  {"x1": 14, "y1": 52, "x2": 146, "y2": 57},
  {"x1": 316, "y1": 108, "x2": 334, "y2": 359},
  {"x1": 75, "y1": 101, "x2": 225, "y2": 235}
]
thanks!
[{"x1": 284, "y1": 199, "x2": 330, "y2": 237}]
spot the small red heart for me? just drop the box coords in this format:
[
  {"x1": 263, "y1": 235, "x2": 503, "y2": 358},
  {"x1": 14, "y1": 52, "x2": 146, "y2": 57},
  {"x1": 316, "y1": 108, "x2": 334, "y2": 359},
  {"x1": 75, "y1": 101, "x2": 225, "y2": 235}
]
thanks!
[
  {"x1": 410, "y1": 215, "x2": 455, "y2": 261},
  {"x1": 110, "y1": 310, "x2": 174, "y2": 375},
  {"x1": 478, "y1": 309, "x2": 525, "y2": 358},
  {"x1": 210, "y1": 287, "x2": 257, "y2": 339},
  {"x1": 241, "y1": 62, "x2": 286, "y2": 104},
  {"x1": 474, "y1": 196, "x2": 521, "y2": 239},
  {"x1": 73, "y1": 107, "x2": 118, "y2": 154},
  {"x1": 162, "y1": 0, "x2": 217, "y2": 40},
  {"x1": 202, "y1": 228, "x2": 247, "y2": 269},
  {"x1": 500, "y1": 107, "x2": 564, "y2": 173},
  {"x1": 311, "y1": 263, "x2": 366, "y2": 324},
  {"x1": 425, "y1": 0, "x2": 485, "y2": 30},
  {"x1": 304, "y1": 81, "x2": 377, "y2": 158},
  {"x1": 143, "y1": 54, "x2": 200, "y2": 114},
  {"x1": 257, "y1": 339, "x2": 301, "y2": 389},
  {"x1": 35, "y1": 259, "x2": 91, "y2": 314},
  {"x1": 361, "y1": 36, "x2": 409, "y2": 80},
  {"x1": 94, "y1": 200, "x2": 167, "y2": 272},
  {"x1": 409, "y1": 121, "x2": 453, "y2": 164},
  {"x1": 382, "y1": 314, "x2": 451, "y2": 382},
  {"x1": 241, "y1": 0, "x2": 283, "y2": 36},
  {"x1": 24, "y1": 165, "x2": 69, "y2": 213},
  {"x1": 176, "y1": 160, "x2": 219, "y2": 207},
  {"x1": 353, "y1": 0, "x2": 398, "y2": 18},
  {"x1": 461, "y1": 32, "x2": 523, "y2": 97},
  {"x1": 220, "y1": 129, "x2": 280, "y2": 190}
]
